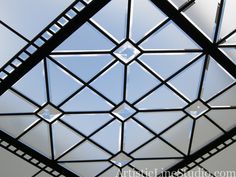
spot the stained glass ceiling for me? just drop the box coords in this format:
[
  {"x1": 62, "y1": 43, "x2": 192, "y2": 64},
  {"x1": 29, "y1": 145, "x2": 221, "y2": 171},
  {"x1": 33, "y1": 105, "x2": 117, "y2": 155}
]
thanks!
[{"x1": 0, "y1": 0, "x2": 235, "y2": 177}]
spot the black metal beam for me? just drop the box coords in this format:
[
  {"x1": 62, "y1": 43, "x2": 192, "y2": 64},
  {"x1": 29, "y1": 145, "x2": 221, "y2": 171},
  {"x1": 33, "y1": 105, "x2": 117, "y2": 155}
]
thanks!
[
  {"x1": 150, "y1": 0, "x2": 236, "y2": 78},
  {"x1": 0, "y1": 0, "x2": 111, "y2": 96}
]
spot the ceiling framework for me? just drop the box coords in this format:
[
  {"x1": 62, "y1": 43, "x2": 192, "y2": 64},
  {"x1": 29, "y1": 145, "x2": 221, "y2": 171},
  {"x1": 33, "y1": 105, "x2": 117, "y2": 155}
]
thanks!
[{"x1": 0, "y1": 0, "x2": 235, "y2": 177}]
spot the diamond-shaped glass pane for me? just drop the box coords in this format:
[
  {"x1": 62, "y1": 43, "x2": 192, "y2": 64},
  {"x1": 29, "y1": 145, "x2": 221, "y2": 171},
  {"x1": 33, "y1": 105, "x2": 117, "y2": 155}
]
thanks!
[
  {"x1": 37, "y1": 104, "x2": 62, "y2": 122},
  {"x1": 185, "y1": 100, "x2": 209, "y2": 118},
  {"x1": 110, "y1": 152, "x2": 132, "y2": 167},
  {"x1": 113, "y1": 41, "x2": 140, "y2": 63},
  {"x1": 112, "y1": 103, "x2": 136, "y2": 121}
]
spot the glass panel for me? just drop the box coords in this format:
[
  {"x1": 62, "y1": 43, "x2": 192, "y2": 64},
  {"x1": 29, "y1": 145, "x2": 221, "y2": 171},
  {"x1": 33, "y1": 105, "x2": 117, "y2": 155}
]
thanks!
[
  {"x1": 0, "y1": 90, "x2": 38, "y2": 113},
  {"x1": 47, "y1": 59, "x2": 83, "y2": 106},
  {"x1": 20, "y1": 121, "x2": 52, "y2": 158},
  {"x1": 0, "y1": 115, "x2": 39, "y2": 138},
  {"x1": 132, "y1": 138, "x2": 182, "y2": 158},
  {"x1": 60, "y1": 140, "x2": 111, "y2": 161},
  {"x1": 52, "y1": 121, "x2": 84, "y2": 158},
  {"x1": 13, "y1": 60, "x2": 47, "y2": 106},
  {"x1": 207, "y1": 109, "x2": 236, "y2": 131},
  {"x1": 209, "y1": 85, "x2": 236, "y2": 107},
  {"x1": 60, "y1": 87, "x2": 113, "y2": 112},
  {"x1": 190, "y1": 116, "x2": 223, "y2": 153},
  {"x1": 90, "y1": 62, "x2": 124, "y2": 104},
  {"x1": 135, "y1": 85, "x2": 187, "y2": 110},
  {"x1": 0, "y1": 24, "x2": 26, "y2": 68},
  {"x1": 91, "y1": 0, "x2": 128, "y2": 42},
  {"x1": 60, "y1": 114, "x2": 113, "y2": 136},
  {"x1": 124, "y1": 119, "x2": 154, "y2": 153},
  {"x1": 220, "y1": 47, "x2": 236, "y2": 65},
  {"x1": 60, "y1": 162, "x2": 111, "y2": 177},
  {"x1": 126, "y1": 61, "x2": 160, "y2": 103},
  {"x1": 110, "y1": 152, "x2": 132, "y2": 167},
  {"x1": 51, "y1": 54, "x2": 114, "y2": 82},
  {"x1": 0, "y1": 0, "x2": 74, "y2": 39},
  {"x1": 139, "y1": 53, "x2": 200, "y2": 80},
  {"x1": 91, "y1": 120, "x2": 121, "y2": 154},
  {"x1": 130, "y1": 0, "x2": 167, "y2": 42},
  {"x1": 140, "y1": 21, "x2": 200, "y2": 50},
  {"x1": 134, "y1": 111, "x2": 185, "y2": 134},
  {"x1": 201, "y1": 57, "x2": 235, "y2": 101},
  {"x1": 54, "y1": 22, "x2": 115, "y2": 52},
  {"x1": 168, "y1": 56, "x2": 205, "y2": 101},
  {"x1": 161, "y1": 117, "x2": 193, "y2": 154},
  {"x1": 218, "y1": 0, "x2": 236, "y2": 41}
]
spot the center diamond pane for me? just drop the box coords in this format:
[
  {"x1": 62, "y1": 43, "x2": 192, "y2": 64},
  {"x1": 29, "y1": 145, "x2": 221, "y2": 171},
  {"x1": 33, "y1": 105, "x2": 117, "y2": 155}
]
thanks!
[
  {"x1": 185, "y1": 100, "x2": 209, "y2": 118},
  {"x1": 37, "y1": 104, "x2": 62, "y2": 122},
  {"x1": 113, "y1": 41, "x2": 140, "y2": 63},
  {"x1": 110, "y1": 152, "x2": 132, "y2": 168},
  {"x1": 112, "y1": 102, "x2": 136, "y2": 121}
]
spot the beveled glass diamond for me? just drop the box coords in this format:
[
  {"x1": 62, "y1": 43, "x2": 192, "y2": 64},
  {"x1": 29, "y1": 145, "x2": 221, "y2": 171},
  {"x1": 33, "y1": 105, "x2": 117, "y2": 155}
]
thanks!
[
  {"x1": 112, "y1": 102, "x2": 136, "y2": 121},
  {"x1": 185, "y1": 100, "x2": 209, "y2": 118},
  {"x1": 37, "y1": 104, "x2": 62, "y2": 122},
  {"x1": 113, "y1": 41, "x2": 140, "y2": 63},
  {"x1": 110, "y1": 152, "x2": 132, "y2": 167}
]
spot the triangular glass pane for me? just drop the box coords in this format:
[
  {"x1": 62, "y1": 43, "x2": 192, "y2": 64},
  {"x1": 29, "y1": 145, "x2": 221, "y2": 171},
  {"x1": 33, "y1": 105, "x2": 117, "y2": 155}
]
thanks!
[
  {"x1": 220, "y1": 47, "x2": 236, "y2": 65},
  {"x1": 209, "y1": 85, "x2": 236, "y2": 107},
  {"x1": 91, "y1": 0, "x2": 128, "y2": 42},
  {"x1": 168, "y1": 0, "x2": 189, "y2": 9},
  {"x1": 124, "y1": 119, "x2": 154, "y2": 153},
  {"x1": 13, "y1": 60, "x2": 47, "y2": 106},
  {"x1": 190, "y1": 116, "x2": 223, "y2": 153},
  {"x1": 130, "y1": 0, "x2": 167, "y2": 42},
  {"x1": 47, "y1": 59, "x2": 83, "y2": 106},
  {"x1": 218, "y1": 0, "x2": 236, "y2": 41},
  {"x1": 60, "y1": 114, "x2": 113, "y2": 136},
  {"x1": 54, "y1": 22, "x2": 115, "y2": 52},
  {"x1": 139, "y1": 53, "x2": 200, "y2": 80},
  {"x1": 20, "y1": 121, "x2": 52, "y2": 158},
  {"x1": 140, "y1": 21, "x2": 200, "y2": 50},
  {"x1": 135, "y1": 85, "x2": 187, "y2": 110},
  {"x1": 168, "y1": 56, "x2": 205, "y2": 101},
  {"x1": 134, "y1": 111, "x2": 185, "y2": 134},
  {"x1": 60, "y1": 87, "x2": 113, "y2": 112},
  {"x1": 0, "y1": 115, "x2": 39, "y2": 138},
  {"x1": 126, "y1": 61, "x2": 161, "y2": 103},
  {"x1": 161, "y1": 117, "x2": 193, "y2": 154},
  {"x1": 91, "y1": 120, "x2": 121, "y2": 154},
  {"x1": 201, "y1": 57, "x2": 235, "y2": 101},
  {"x1": 0, "y1": 90, "x2": 38, "y2": 113},
  {"x1": 52, "y1": 121, "x2": 84, "y2": 159},
  {"x1": 60, "y1": 162, "x2": 111, "y2": 177},
  {"x1": 207, "y1": 109, "x2": 236, "y2": 131},
  {"x1": 90, "y1": 62, "x2": 124, "y2": 104},
  {"x1": 60, "y1": 140, "x2": 111, "y2": 161},
  {"x1": 51, "y1": 54, "x2": 114, "y2": 82},
  {"x1": 221, "y1": 33, "x2": 236, "y2": 45},
  {"x1": 132, "y1": 138, "x2": 183, "y2": 158}
]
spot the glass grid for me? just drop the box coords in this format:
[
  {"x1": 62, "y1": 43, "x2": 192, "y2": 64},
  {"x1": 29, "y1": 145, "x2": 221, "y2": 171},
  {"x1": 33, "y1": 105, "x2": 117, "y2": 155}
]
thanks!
[{"x1": 0, "y1": 0, "x2": 235, "y2": 176}]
